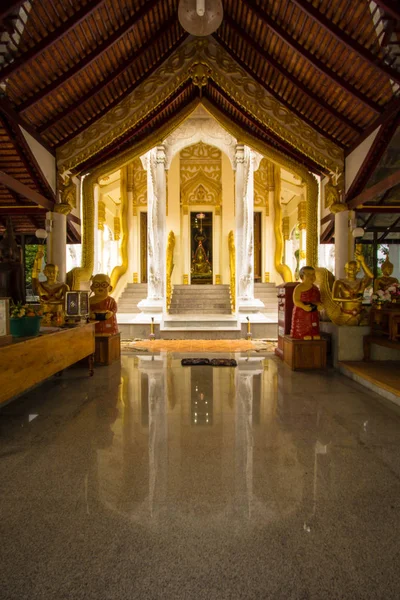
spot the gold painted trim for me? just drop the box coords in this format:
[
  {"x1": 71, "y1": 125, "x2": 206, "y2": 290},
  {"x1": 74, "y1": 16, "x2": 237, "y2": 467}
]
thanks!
[
  {"x1": 215, "y1": 274, "x2": 221, "y2": 284},
  {"x1": 110, "y1": 167, "x2": 128, "y2": 290},
  {"x1": 133, "y1": 273, "x2": 138, "y2": 283},
  {"x1": 264, "y1": 272, "x2": 270, "y2": 283},
  {"x1": 273, "y1": 165, "x2": 293, "y2": 283},
  {"x1": 183, "y1": 274, "x2": 189, "y2": 285}
]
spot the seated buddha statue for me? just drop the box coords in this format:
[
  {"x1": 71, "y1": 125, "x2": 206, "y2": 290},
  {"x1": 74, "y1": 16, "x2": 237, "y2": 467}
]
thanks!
[
  {"x1": 191, "y1": 241, "x2": 212, "y2": 274},
  {"x1": 32, "y1": 248, "x2": 69, "y2": 324},
  {"x1": 374, "y1": 255, "x2": 398, "y2": 292},
  {"x1": 332, "y1": 246, "x2": 373, "y2": 325}
]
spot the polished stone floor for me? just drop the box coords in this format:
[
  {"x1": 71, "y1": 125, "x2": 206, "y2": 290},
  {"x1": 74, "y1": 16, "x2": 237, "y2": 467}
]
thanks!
[{"x1": 1, "y1": 351, "x2": 400, "y2": 599}]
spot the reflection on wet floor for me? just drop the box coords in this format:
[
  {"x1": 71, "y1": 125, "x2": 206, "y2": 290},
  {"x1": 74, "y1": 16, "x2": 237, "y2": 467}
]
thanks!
[{"x1": 1, "y1": 352, "x2": 400, "y2": 599}]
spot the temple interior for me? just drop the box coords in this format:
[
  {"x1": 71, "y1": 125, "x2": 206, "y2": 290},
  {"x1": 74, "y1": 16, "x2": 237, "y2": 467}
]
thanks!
[{"x1": 1, "y1": 1, "x2": 400, "y2": 598}]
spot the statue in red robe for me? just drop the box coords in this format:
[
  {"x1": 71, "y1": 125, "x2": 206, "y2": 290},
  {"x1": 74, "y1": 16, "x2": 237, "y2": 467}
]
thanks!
[
  {"x1": 89, "y1": 274, "x2": 118, "y2": 336},
  {"x1": 290, "y1": 266, "x2": 323, "y2": 340}
]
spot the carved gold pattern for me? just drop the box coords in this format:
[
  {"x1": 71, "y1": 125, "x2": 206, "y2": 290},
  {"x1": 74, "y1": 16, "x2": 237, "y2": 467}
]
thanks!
[
  {"x1": 133, "y1": 272, "x2": 138, "y2": 283},
  {"x1": 189, "y1": 62, "x2": 212, "y2": 87},
  {"x1": 57, "y1": 38, "x2": 343, "y2": 176},
  {"x1": 298, "y1": 201, "x2": 307, "y2": 230},
  {"x1": 254, "y1": 158, "x2": 269, "y2": 214},
  {"x1": 98, "y1": 200, "x2": 105, "y2": 231},
  {"x1": 114, "y1": 216, "x2": 121, "y2": 241},
  {"x1": 273, "y1": 166, "x2": 293, "y2": 282},
  {"x1": 264, "y1": 272, "x2": 270, "y2": 283},
  {"x1": 110, "y1": 166, "x2": 128, "y2": 290},
  {"x1": 183, "y1": 205, "x2": 189, "y2": 215},
  {"x1": 166, "y1": 231, "x2": 175, "y2": 312},
  {"x1": 132, "y1": 157, "x2": 147, "y2": 217},
  {"x1": 215, "y1": 205, "x2": 221, "y2": 216},
  {"x1": 228, "y1": 230, "x2": 235, "y2": 312},
  {"x1": 54, "y1": 202, "x2": 72, "y2": 215},
  {"x1": 183, "y1": 274, "x2": 189, "y2": 285},
  {"x1": 66, "y1": 102, "x2": 198, "y2": 290},
  {"x1": 330, "y1": 202, "x2": 348, "y2": 214},
  {"x1": 215, "y1": 274, "x2": 221, "y2": 284},
  {"x1": 180, "y1": 142, "x2": 222, "y2": 207},
  {"x1": 282, "y1": 216, "x2": 290, "y2": 241},
  {"x1": 58, "y1": 175, "x2": 77, "y2": 209}
]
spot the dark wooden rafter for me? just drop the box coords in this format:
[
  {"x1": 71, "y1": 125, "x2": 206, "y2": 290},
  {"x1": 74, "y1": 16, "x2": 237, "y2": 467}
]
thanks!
[
  {"x1": 346, "y1": 96, "x2": 400, "y2": 155},
  {"x1": 356, "y1": 206, "x2": 400, "y2": 213},
  {"x1": 205, "y1": 80, "x2": 325, "y2": 175},
  {"x1": 373, "y1": 0, "x2": 400, "y2": 22},
  {"x1": 243, "y1": 1, "x2": 383, "y2": 114},
  {"x1": 378, "y1": 216, "x2": 400, "y2": 241},
  {"x1": 0, "y1": 206, "x2": 46, "y2": 214},
  {"x1": 53, "y1": 32, "x2": 189, "y2": 149},
  {"x1": 320, "y1": 213, "x2": 334, "y2": 225},
  {"x1": 0, "y1": 0, "x2": 24, "y2": 23},
  {"x1": 290, "y1": 0, "x2": 400, "y2": 85},
  {"x1": 345, "y1": 108, "x2": 400, "y2": 203},
  {"x1": 0, "y1": 96, "x2": 55, "y2": 155},
  {"x1": 38, "y1": 17, "x2": 185, "y2": 134},
  {"x1": 0, "y1": 112, "x2": 56, "y2": 202},
  {"x1": 320, "y1": 220, "x2": 334, "y2": 243},
  {"x1": 0, "y1": 171, "x2": 54, "y2": 210},
  {"x1": 215, "y1": 18, "x2": 361, "y2": 136},
  {"x1": 0, "y1": 0, "x2": 108, "y2": 82},
  {"x1": 17, "y1": 0, "x2": 162, "y2": 113},
  {"x1": 348, "y1": 170, "x2": 400, "y2": 209}
]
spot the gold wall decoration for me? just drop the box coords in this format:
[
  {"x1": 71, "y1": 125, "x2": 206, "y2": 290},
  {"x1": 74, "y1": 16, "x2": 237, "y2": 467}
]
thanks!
[
  {"x1": 180, "y1": 142, "x2": 222, "y2": 207},
  {"x1": 274, "y1": 167, "x2": 293, "y2": 282},
  {"x1": 110, "y1": 166, "x2": 129, "y2": 291},
  {"x1": 282, "y1": 217, "x2": 290, "y2": 241},
  {"x1": 57, "y1": 38, "x2": 343, "y2": 176},
  {"x1": 264, "y1": 272, "x2": 270, "y2": 283},
  {"x1": 114, "y1": 216, "x2": 121, "y2": 241},
  {"x1": 254, "y1": 158, "x2": 270, "y2": 214},
  {"x1": 228, "y1": 230, "x2": 235, "y2": 312},
  {"x1": 215, "y1": 274, "x2": 221, "y2": 284},
  {"x1": 297, "y1": 201, "x2": 307, "y2": 230},
  {"x1": 189, "y1": 62, "x2": 212, "y2": 87},
  {"x1": 132, "y1": 158, "x2": 147, "y2": 217},
  {"x1": 215, "y1": 205, "x2": 221, "y2": 216},
  {"x1": 133, "y1": 273, "x2": 138, "y2": 283},
  {"x1": 58, "y1": 175, "x2": 77, "y2": 209},
  {"x1": 182, "y1": 205, "x2": 189, "y2": 216},
  {"x1": 166, "y1": 231, "x2": 175, "y2": 311},
  {"x1": 98, "y1": 200, "x2": 106, "y2": 231},
  {"x1": 183, "y1": 274, "x2": 189, "y2": 285}
]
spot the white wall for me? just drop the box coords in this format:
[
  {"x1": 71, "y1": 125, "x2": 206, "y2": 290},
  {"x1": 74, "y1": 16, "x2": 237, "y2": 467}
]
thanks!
[{"x1": 345, "y1": 127, "x2": 380, "y2": 193}]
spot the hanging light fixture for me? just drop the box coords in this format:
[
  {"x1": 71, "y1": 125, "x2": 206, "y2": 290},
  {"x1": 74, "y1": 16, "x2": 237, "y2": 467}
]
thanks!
[{"x1": 178, "y1": 0, "x2": 223, "y2": 36}]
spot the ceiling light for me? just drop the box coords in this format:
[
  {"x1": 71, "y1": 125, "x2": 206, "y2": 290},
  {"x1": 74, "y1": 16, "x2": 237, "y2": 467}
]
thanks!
[{"x1": 178, "y1": 0, "x2": 223, "y2": 36}]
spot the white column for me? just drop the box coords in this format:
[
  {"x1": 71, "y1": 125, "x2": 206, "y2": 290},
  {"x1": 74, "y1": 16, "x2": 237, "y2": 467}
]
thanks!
[
  {"x1": 138, "y1": 146, "x2": 167, "y2": 318},
  {"x1": 127, "y1": 164, "x2": 136, "y2": 282},
  {"x1": 334, "y1": 210, "x2": 350, "y2": 279},
  {"x1": 46, "y1": 210, "x2": 67, "y2": 282},
  {"x1": 235, "y1": 145, "x2": 264, "y2": 314}
]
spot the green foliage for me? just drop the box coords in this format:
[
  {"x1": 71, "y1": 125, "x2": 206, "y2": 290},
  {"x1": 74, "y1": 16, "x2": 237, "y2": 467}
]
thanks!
[{"x1": 24, "y1": 245, "x2": 46, "y2": 288}]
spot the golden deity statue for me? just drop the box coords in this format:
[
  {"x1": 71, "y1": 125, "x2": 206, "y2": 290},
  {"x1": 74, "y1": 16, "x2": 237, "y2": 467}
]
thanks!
[
  {"x1": 331, "y1": 245, "x2": 373, "y2": 325},
  {"x1": 32, "y1": 248, "x2": 69, "y2": 324},
  {"x1": 192, "y1": 240, "x2": 212, "y2": 274},
  {"x1": 373, "y1": 255, "x2": 398, "y2": 292}
]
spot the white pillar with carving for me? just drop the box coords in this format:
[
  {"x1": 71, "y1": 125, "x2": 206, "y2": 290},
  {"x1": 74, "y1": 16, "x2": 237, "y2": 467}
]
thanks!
[
  {"x1": 235, "y1": 145, "x2": 264, "y2": 315},
  {"x1": 138, "y1": 146, "x2": 167, "y2": 319}
]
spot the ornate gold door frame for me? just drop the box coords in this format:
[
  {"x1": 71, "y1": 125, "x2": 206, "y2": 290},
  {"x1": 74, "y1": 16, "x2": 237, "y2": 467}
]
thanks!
[
  {"x1": 254, "y1": 211, "x2": 262, "y2": 282},
  {"x1": 140, "y1": 211, "x2": 147, "y2": 283}
]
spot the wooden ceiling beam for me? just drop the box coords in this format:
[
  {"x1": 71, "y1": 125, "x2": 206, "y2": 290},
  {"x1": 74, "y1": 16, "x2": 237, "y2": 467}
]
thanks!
[
  {"x1": 356, "y1": 206, "x2": 400, "y2": 213},
  {"x1": 0, "y1": 206, "x2": 45, "y2": 214},
  {"x1": 0, "y1": 0, "x2": 24, "y2": 24},
  {"x1": 0, "y1": 0, "x2": 108, "y2": 82},
  {"x1": 345, "y1": 108, "x2": 400, "y2": 202},
  {"x1": 53, "y1": 32, "x2": 188, "y2": 149},
  {"x1": 320, "y1": 221, "x2": 334, "y2": 243},
  {"x1": 291, "y1": 0, "x2": 400, "y2": 85},
  {"x1": 243, "y1": 1, "x2": 383, "y2": 114},
  {"x1": 373, "y1": 1, "x2": 400, "y2": 22},
  {"x1": 0, "y1": 171, "x2": 54, "y2": 210},
  {"x1": 321, "y1": 213, "x2": 334, "y2": 225},
  {"x1": 38, "y1": 17, "x2": 181, "y2": 134},
  {"x1": 217, "y1": 19, "x2": 361, "y2": 136},
  {"x1": 17, "y1": 0, "x2": 161, "y2": 113},
  {"x1": 0, "y1": 96, "x2": 55, "y2": 155}
]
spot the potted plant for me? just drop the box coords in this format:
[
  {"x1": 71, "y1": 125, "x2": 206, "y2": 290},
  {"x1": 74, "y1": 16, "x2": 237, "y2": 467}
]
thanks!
[{"x1": 9, "y1": 303, "x2": 43, "y2": 337}]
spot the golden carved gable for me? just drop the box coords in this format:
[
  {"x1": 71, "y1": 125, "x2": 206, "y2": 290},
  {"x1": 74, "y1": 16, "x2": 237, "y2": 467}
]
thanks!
[
  {"x1": 180, "y1": 142, "x2": 222, "y2": 206},
  {"x1": 254, "y1": 158, "x2": 270, "y2": 214}
]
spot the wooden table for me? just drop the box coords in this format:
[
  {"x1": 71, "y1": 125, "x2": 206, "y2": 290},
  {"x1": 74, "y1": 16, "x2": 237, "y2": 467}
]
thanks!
[
  {"x1": 370, "y1": 306, "x2": 400, "y2": 341},
  {"x1": 0, "y1": 322, "x2": 95, "y2": 407}
]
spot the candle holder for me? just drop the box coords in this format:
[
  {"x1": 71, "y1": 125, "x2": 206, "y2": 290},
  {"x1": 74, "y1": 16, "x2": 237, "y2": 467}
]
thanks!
[
  {"x1": 149, "y1": 317, "x2": 155, "y2": 341},
  {"x1": 246, "y1": 316, "x2": 252, "y2": 340}
]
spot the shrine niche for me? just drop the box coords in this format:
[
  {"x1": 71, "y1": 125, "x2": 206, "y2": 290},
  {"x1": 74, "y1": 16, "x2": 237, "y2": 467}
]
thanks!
[{"x1": 180, "y1": 142, "x2": 222, "y2": 210}]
